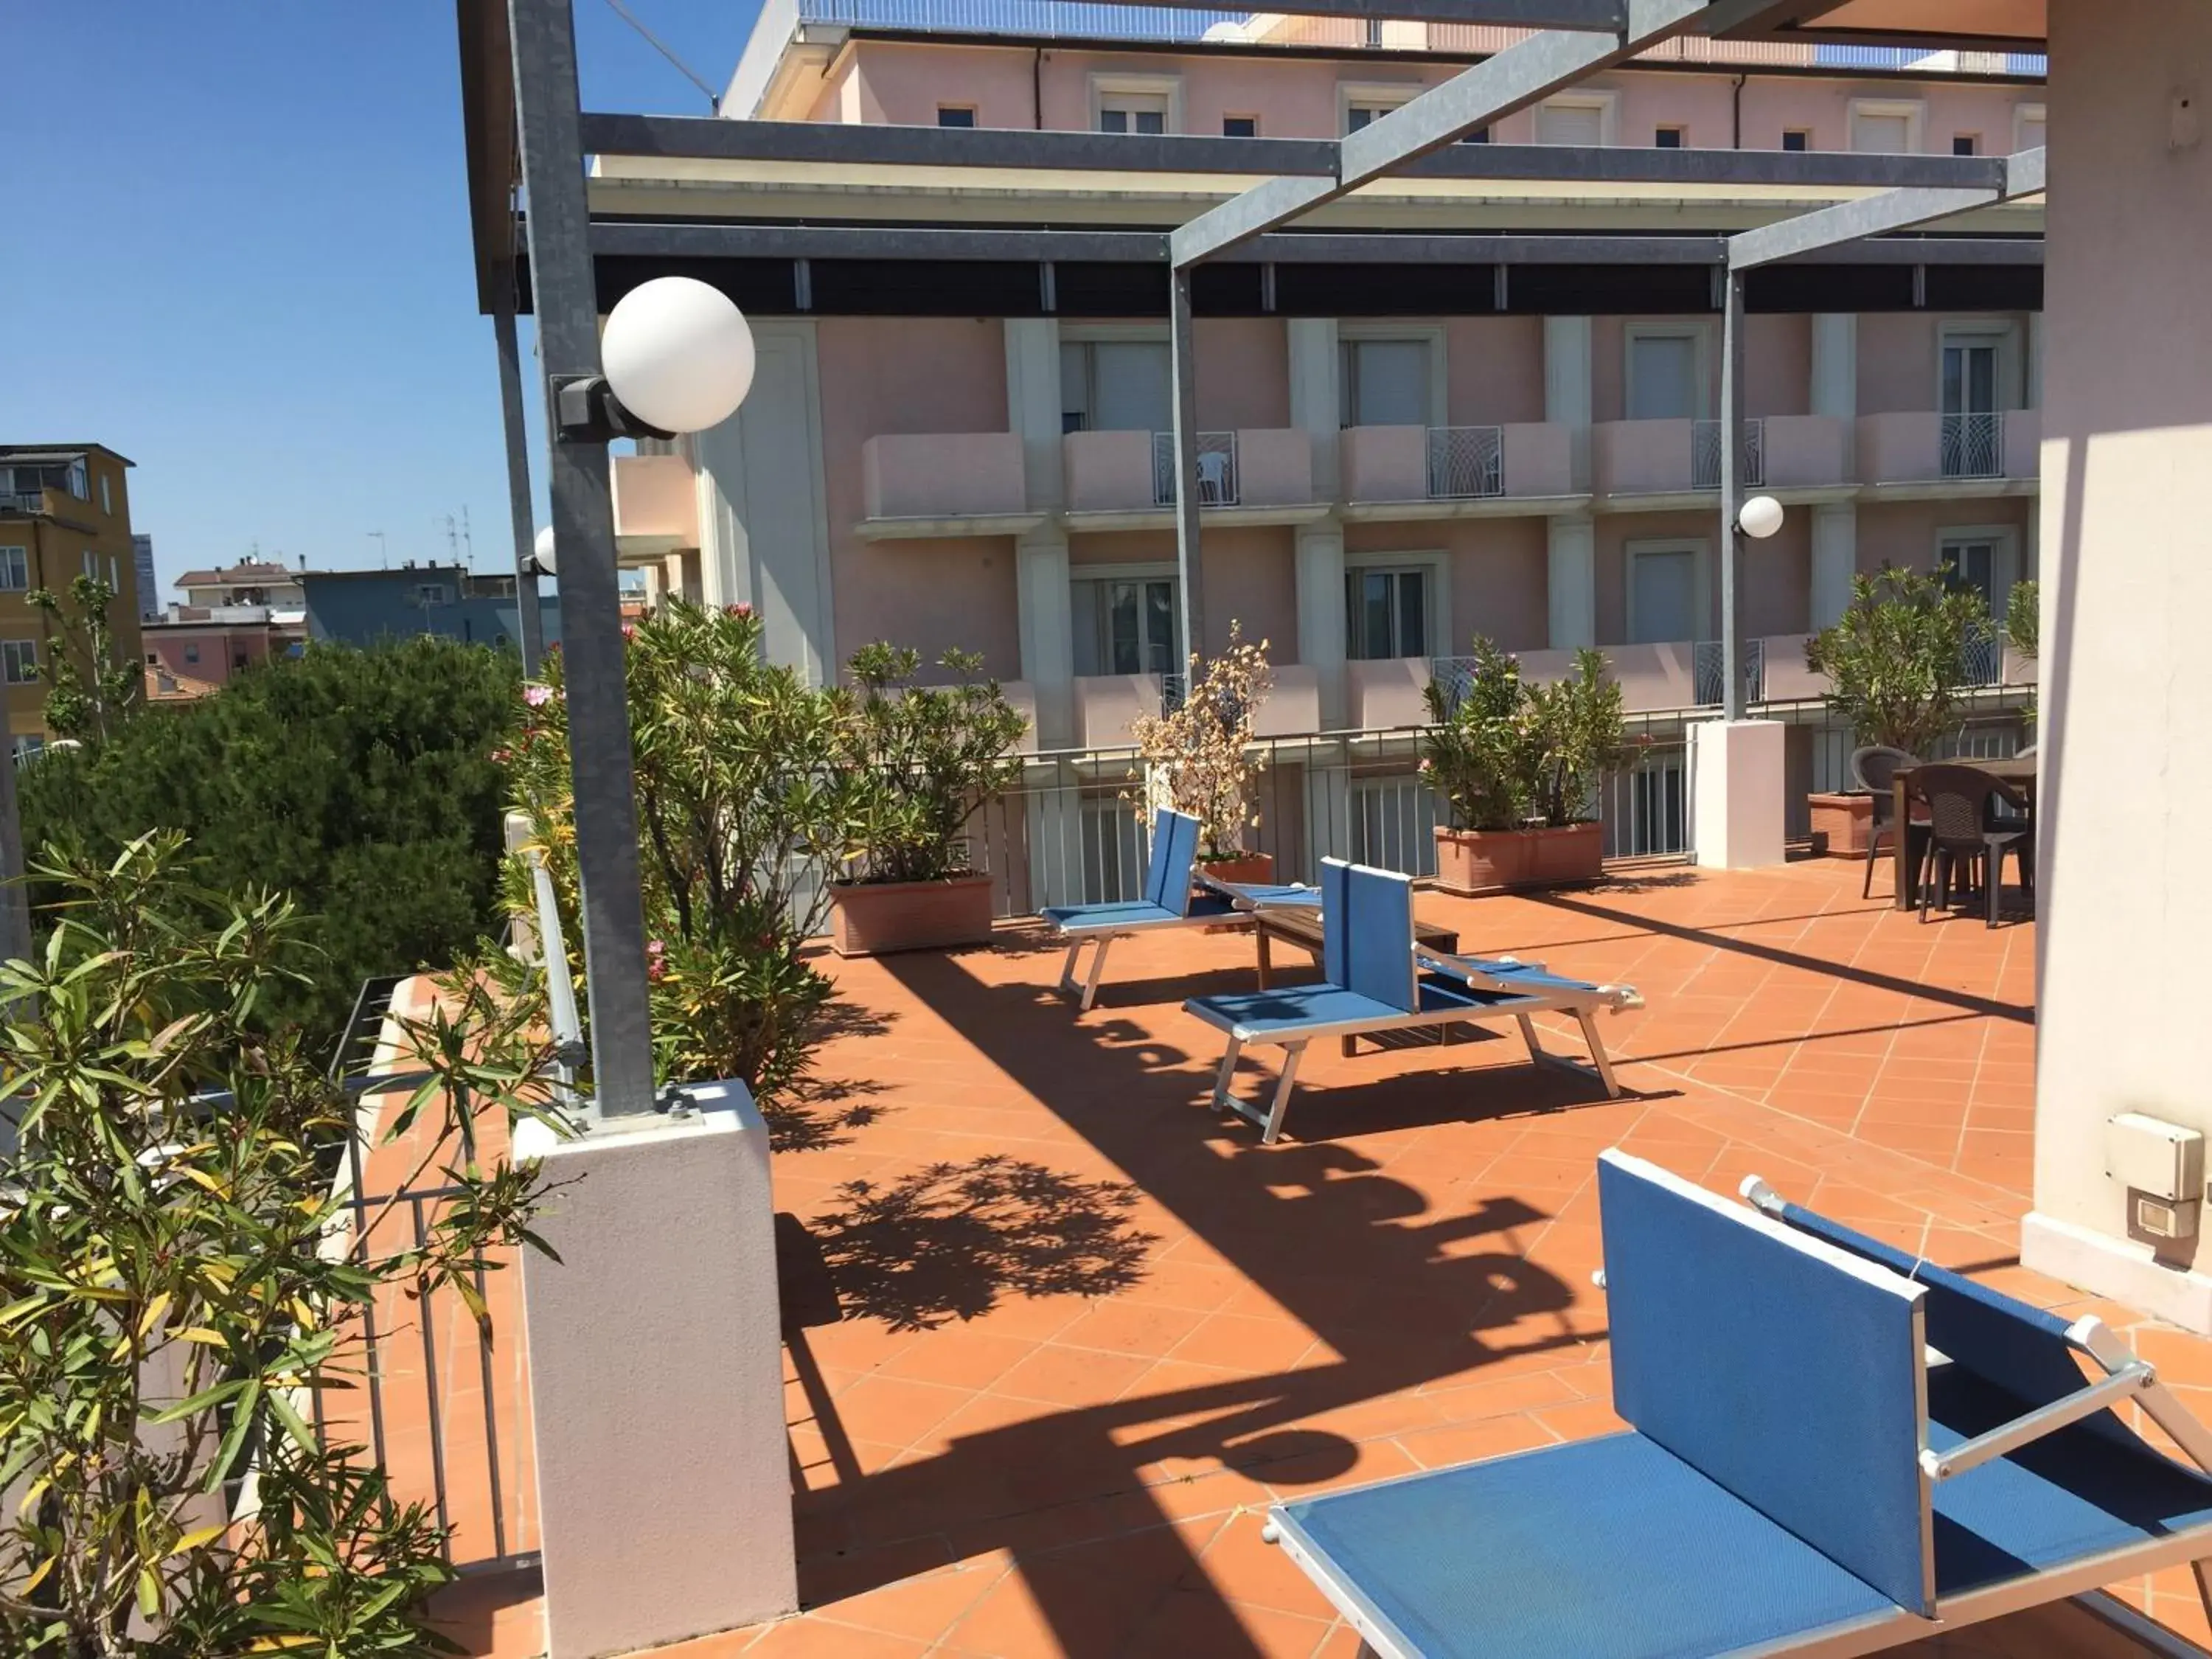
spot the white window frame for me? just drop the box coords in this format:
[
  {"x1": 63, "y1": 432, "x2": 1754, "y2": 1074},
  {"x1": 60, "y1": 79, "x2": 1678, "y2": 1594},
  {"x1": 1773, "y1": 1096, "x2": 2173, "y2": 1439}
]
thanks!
[
  {"x1": 936, "y1": 104, "x2": 978, "y2": 128},
  {"x1": 1938, "y1": 524, "x2": 2025, "y2": 627},
  {"x1": 1345, "y1": 548, "x2": 1451, "y2": 660},
  {"x1": 1535, "y1": 88, "x2": 1619, "y2": 147},
  {"x1": 1848, "y1": 97, "x2": 1926, "y2": 155},
  {"x1": 1, "y1": 639, "x2": 38, "y2": 686},
  {"x1": 1091, "y1": 73, "x2": 1182, "y2": 136},
  {"x1": 1070, "y1": 560, "x2": 1181, "y2": 678},
  {"x1": 0, "y1": 548, "x2": 24, "y2": 591},
  {"x1": 415, "y1": 582, "x2": 453, "y2": 606},
  {"x1": 2013, "y1": 102, "x2": 2047, "y2": 153},
  {"x1": 1222, "y1": 113, "x2": 1259, "y2": 138},
  {"x1": 1936, "y1": 319, "x2": 2024, "y2": 411},
  {"x1": 1338, "y1": 81, "x2": 1420, "y2": 136},
  {"x1": 1624, "y1": 321, "x2": 1714, "y2": 421},
  {"x1": 1338, "y1": 321, "x2": 1449, "y2": 429},
  {"x1": 1624, "y1": 537, "x2": 1712, "y2": 646},
  {"x1": 99, "y1": 474, "x2": 112, "y2": 514}
]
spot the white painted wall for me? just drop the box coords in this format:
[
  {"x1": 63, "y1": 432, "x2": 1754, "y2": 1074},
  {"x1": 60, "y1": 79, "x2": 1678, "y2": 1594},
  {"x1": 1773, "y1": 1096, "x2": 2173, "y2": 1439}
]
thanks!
[{"x1": 2023, "y1": 0, "x2": 2212, "y2": 1329}]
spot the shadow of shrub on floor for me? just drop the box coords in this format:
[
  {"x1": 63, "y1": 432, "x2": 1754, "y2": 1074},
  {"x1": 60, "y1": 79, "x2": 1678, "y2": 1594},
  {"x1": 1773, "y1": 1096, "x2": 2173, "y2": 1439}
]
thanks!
[
  {"x1": 762, "y1": 1076, "x2": 891, "y2": 1154},
  {"x1": 808, "y1": 1155, "x2": 1157, "y2": 1332}
]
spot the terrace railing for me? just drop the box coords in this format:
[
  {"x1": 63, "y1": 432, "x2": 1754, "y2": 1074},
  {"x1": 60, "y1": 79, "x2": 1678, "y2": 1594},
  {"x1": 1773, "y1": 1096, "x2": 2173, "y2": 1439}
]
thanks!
[
  {"x1": 1426, "y1": 425, "x2": 1504, "y2": 500},
  {"x1": 1691, "y1": 638, "x2": 1766, "y2": 708},
  {"x1": 1152, "y1": 431, "x2": 1239, "y2": 507},
  {"x1": 1691, "y1": 418, "x2": 1764, "y2": 490},
  {"x1": 1941, "y1": 412, "x2": 2005, "y2": 479}
]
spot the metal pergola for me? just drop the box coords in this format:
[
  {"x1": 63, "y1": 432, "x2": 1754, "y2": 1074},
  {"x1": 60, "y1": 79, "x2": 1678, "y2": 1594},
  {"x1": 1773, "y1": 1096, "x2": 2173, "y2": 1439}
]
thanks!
[{"x1": 454, "y1": 0, "x2": 2047, "y2": 1116}]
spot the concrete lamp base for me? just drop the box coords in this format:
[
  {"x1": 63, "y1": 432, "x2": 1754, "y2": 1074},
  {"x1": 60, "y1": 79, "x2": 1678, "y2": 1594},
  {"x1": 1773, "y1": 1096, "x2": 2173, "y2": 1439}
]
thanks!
[
  {"x1": 1691, "y1": 719, "x2": 1787, "y2": 871},
  {"x1": 515, "y1": 1082, "x2": 797, "y2": 1659}
]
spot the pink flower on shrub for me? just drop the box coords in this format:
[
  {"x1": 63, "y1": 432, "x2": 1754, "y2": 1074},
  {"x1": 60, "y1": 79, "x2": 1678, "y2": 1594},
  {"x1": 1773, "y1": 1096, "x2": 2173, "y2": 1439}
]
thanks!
[
  {"x1": 647, "y1": 939, "x2": 668, "y2": 981},
  {"x1": 524, "y1": 684, "x2": 554, "y2": 708},
  {"x1": 725, "y1": 602, "x2": 753, "y2": 618},
  {"x1": 622, "y1": 622, "x2": 636, "y2": 640},
  {"x1": 490, "y1": 748, "x2": 511, "y2": 765}
]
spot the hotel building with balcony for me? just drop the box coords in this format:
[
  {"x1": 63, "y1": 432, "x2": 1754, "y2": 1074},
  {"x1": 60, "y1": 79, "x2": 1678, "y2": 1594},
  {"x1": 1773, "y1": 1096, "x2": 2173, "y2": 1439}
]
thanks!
[{"x1": 600, "y1": 7, "x2": 2045, "y2": 886}]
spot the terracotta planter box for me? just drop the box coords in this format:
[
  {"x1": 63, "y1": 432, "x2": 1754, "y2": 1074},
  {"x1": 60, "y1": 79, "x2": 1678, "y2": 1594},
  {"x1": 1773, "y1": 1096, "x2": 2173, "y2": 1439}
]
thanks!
[
  {"x1": 1433, "y1": 822, "x2": 1604, "y2": 897},
  {"x1": 1806, "y1": 791, "x2": 1873, "y2": 858},
  {"x1": 1197, "y1": 852, "x2": 1276, "y2": 888},
  {"x1": 829, "y1": 874, "x2": 995, "y2": 957}
]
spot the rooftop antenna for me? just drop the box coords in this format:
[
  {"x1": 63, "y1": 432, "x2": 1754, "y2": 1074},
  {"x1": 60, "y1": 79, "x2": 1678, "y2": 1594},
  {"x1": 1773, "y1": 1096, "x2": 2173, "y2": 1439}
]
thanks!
[
  {"x1": 462, "y1": 505, "x2": 476, "y2": 570},
  {"x1": 444, "y1": 513, "x2": 461, "y2": 565},
  {"x1": 599, "y1": 0, "x2": 720, "y2": 112},
  {"x1": 368, "y1": 530, "x2": 388, "y2": 568}
]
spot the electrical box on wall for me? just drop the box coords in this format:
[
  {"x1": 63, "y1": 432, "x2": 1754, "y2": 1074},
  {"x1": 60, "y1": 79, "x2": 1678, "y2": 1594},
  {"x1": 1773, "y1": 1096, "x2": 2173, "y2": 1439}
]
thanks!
[{"x1": 2107, "y1": 1112, "x2": 2205, "y2": 1241}]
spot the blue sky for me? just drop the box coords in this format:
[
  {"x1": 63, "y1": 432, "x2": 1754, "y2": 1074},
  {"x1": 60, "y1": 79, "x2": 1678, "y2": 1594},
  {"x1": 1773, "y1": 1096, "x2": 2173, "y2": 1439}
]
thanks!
[{"x1": 2, "y1": 1, "x2": 754, "y2": 600}]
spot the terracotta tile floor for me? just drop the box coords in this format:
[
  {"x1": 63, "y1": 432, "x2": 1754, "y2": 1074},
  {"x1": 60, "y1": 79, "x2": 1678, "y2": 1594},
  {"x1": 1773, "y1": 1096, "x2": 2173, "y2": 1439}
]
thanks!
[{"x1": 425, "y1": 857, "x2": 2212, "y2": 1657}]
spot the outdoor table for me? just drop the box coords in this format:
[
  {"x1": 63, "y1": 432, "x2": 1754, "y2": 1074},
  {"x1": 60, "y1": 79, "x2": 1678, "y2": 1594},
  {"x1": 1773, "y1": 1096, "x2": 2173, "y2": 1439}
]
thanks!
[
  {"x1": 1891, "y1": 754, "x2": 2037, "y2": 912},
  {"x1": 1251, "y1": 903, "x2": 1462, "y2": 1057}
]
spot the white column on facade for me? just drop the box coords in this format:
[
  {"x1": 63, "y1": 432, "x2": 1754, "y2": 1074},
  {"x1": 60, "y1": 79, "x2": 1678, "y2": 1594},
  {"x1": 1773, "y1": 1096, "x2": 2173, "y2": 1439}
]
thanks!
[
  {"x1": 2027, "y1": 310, "x2": 2045, "y2": 412},
  {"x1": 1004, "y1": 319, "x2": 1075, "y2": 749},
  {"x1": 1546, "y1": 512, "x2": 1596, "y2": 650},
  {"x1": 1809, "y1": 501, "x2": 1858, "y2": 630},
  {"x1": 1287, "y1": 318, "x2": 1348, "y2": 727},
  {"x1": 1543, "y1": 316, "x2": 1593, "y2": 490},
  {"x1": 2020, "y1": 0, "x2": 2212, "y2": 1332}
]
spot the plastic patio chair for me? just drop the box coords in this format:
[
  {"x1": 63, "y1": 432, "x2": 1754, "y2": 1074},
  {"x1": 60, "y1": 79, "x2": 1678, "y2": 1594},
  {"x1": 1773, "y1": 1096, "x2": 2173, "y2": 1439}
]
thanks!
[
  {"x1": 1848, "y1": 745, "x2": 1924, "y2": 901},
  {"x1": 1913, "y1": 762, "x2": 2032, "y2": 928}
]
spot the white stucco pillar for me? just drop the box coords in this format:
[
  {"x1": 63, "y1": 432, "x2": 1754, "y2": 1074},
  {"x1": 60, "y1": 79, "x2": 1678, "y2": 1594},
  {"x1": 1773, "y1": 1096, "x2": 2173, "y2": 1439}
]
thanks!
[
  {"x1": 518, "y1": 1084, "x2": 796, "y2": 1659},
  {"x1": 1546, "y1": 512, "x2": 1596, "y2": 650},
  {"x1": 1809, "y1": 501, "x2": 1858, "y2": 630},
  {"x1": 1295, "y1": 524, "x2": 1349, "y2": 730},
  {"x1": 1811, "y1": 311, "x2": 1858, "y2": 479},
  {"x1": 1543, "y1": 316, "x2": 1593, "y2": 490},
  {"x1": 1016, "y1": 535, "x2": 1077, "y2": 749},
  {"x1": 1287, "y1": 318, "x2": 1341, "y2": 499},
  {"x1": 2021, "y1": 0, "x2": 2212, "y2": 1330},
  {"x1": 1692, "y1": 719, "x2": 1787, "y2": 870},
  {"x1": 1006, "y1": 319, "x2": 1075, "y2": 747}
]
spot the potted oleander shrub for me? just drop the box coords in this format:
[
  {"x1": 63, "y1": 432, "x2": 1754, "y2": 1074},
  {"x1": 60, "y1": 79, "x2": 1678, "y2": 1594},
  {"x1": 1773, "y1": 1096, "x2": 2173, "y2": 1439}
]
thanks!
[
  {"x1": 1128, "y1": 623, "x2": 1276, "y2": 887},
  {"x1": 2006, "y1": 578, "x2": 2039, "y2": 738},
  {"x1": 829, "y1": 642, "x2": 1029, "y2": 956},
  {"x1": 1422, "y1": 637, "x2": 1624, "y2": 895},
  {"x1": 1801, "y1": 566, "x2": 1991, "y2": 855}
]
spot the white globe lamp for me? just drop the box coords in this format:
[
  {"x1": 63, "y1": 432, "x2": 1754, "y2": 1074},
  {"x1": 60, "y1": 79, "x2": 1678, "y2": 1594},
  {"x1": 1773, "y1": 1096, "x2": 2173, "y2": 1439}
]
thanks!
[
  {"x1": 1737, "y1": 494, "x2": 1784, "y2": 540},
  {"x1": 532, "y1": 525, "x2": 557, "y2": 577},
  {"x1": 600, "y1": 276, "x2": 756, "y2": 435}
]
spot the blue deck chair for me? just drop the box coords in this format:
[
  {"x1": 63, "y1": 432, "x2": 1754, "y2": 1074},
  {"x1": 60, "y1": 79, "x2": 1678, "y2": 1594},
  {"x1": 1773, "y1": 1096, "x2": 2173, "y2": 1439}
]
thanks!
[
  {"x1": 1262, "y1": 1149, "x2": 2212, "y2": 1659},
  {"x1": 1182, "y1": 859, "x2": 1640, "y2": 1144},
  {"x1": 1040, "y1": 809, "x2": 1310, "y2": 1012}
]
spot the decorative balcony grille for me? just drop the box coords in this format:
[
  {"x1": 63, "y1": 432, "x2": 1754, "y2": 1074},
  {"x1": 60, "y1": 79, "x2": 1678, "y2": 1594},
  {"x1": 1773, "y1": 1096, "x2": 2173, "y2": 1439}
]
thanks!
[
  {"x1": 1691, "y1": 418, "x2": 1764, "y2": 491},
  {"x1": 1426, "y1": 426, "x2": 1504, "y2": 500},
  {"x1": 1152, "y1": 431, "x2": 1238, "y2": 508},
  {"x1": 1940, "y1": 412, "x2": 2005, "y2": 480},
  {"x1": 1692, "y1": 638, "x2": 1767, "y2": 708},
  {"x1": 1960, "y1": 625, "x2": 2003, "y2": 687}
]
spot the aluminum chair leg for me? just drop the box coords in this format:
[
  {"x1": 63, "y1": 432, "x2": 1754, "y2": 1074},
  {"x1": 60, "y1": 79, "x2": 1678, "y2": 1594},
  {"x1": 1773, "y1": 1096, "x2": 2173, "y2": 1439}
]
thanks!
[
  {"x1": 1517, "y1": 1013, "x2": 1548, "y2": 1067},
  {"x1": 1056, "y1": 940, "x2": 1085, "y2": 1001},
  {"x1": 1261, "y1": 1041, "x2": 1307, "y2": 1144},
  {"x1": 1211, "y1": 1035, "x2": 1243, "y2": 1113},
  {"x1": 1579, "y1": 1011, "x2": 1621, "y2": 1096},
  {"x1": 1080, "y1": 935, "x2": 1114, "y2": 1011}
]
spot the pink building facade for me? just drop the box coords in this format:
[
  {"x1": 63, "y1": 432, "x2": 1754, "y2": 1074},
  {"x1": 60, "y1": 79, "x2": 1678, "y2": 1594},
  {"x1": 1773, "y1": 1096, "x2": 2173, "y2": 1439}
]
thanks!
[{"x1": 602, "y1": 14, "x2": 2044, "y2": 871}]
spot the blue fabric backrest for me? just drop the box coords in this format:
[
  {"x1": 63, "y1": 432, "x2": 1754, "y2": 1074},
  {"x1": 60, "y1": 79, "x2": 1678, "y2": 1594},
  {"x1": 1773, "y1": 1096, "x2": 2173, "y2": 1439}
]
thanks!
[
  {"x1": 1318, "y1": 859, "x2": 1417, "y2": 1012},
  {"x1": 1599, "y1": 1152, "x2": 1934, "y2": 1614},
  {"x1": 1772, "y1": 1202, "x2": 2129, "y2": 1444},
  {"x1": 1142, "y1": 810, "x2": 1201, "y2": 917}
]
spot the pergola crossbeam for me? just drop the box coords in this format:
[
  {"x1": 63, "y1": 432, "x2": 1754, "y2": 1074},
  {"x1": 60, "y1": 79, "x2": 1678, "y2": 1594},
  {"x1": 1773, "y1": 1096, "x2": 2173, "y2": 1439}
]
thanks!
[
  {"x1": 1728, "y1": 145, "x2": 2046, "y2": 268},
  {"x1": 1169, "y1": 0, "x2": 1792, "y2": 265}
]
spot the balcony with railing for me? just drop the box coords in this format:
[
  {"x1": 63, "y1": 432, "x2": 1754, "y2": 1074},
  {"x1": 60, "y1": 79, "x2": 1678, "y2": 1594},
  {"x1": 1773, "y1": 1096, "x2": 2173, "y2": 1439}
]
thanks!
[
  {"x1": 855, "y1": 431, "x2": 1041, "y2": 538},
  {"x1": 1340, "y1": 422, "x2": 1574, "y2": 514},
  {"x1": 1062, "y1": 428, "x2": 1313, "y2": 523},
  {"x1": 1857, "y1": 409, "x2": 2040, "y2": 490},
  {"x1": 1593, "y1": 418, "x2": 1764, "y2": 500}
]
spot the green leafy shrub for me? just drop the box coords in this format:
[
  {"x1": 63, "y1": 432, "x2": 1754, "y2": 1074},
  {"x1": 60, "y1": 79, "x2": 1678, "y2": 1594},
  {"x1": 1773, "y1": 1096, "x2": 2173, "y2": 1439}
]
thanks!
[
  {"x1": 1804, "y1": 565, "x2": 1991, "y2": 755},
  {"x1": 837, "y1": 642, "x2": 1027, "y2": 886},
  {"x1": 506, "y1": 600, "x2": 867, "y2": 1100},
  {"x1": 1420, "y1": 639, "x2": 1624, "y2": 830},
  {"x1": 0, "y1": 833, "x2": 562, "y2": 1656},
  {"x1": 18, "y1": 637, "x2": 518, "y2": 1055}
]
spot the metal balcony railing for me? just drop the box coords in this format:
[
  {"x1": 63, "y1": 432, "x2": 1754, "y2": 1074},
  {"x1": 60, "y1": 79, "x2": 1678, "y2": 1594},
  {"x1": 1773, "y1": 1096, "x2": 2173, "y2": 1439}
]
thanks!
[
  {"x1": 795, "y1": 0, "x2": 1245, "y2": 38},
  {"x1": 1152, "y1": 431, "x2": 1239, "y2": 508},
  {"x1": 1961, "y1": 625, "x2": 2003, "y2": 687},
  {"x1": 1940, "y1": 412, "x2": 2005, "y2": 480},
  {"x1": 1691, "y1": 418, "x2": 1764, "y2": 491},
  {"x1": 1692, "y1": 639, "x2": 1767, "y2": 707},
  {"x1": 1427, "y1": 426, "x2": 1505, "y2": 500},
  {"x1": 0, "y1": 492, "x2": 45, "y2": 515}
]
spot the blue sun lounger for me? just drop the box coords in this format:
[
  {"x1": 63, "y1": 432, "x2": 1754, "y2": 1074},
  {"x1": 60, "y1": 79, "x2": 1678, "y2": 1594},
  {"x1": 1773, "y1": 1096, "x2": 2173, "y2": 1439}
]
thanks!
[
  {"x1": 1182, "y1": 858, "x2": 1641, "y2": 1144},
  {"x1": 1264, "y1": 1149, "x2": 2212, "y2": 1659},
  {"x1": 1042, "y1": 808, "x2": 1311, "y2": 1012}
]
